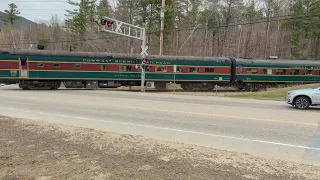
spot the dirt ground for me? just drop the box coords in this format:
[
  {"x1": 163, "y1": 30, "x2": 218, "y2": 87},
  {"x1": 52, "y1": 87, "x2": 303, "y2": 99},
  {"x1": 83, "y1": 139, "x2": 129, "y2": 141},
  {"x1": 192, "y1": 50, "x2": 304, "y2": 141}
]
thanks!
[{"x1": 1, "y1": 116, "x2": 320, "y2": 180}]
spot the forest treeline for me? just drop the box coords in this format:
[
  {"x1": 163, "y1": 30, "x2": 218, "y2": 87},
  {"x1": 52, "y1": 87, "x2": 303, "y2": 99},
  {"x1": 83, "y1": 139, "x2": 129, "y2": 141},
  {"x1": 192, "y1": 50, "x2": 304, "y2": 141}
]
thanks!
[{"x1": 0, "y1": 0, "x2": 319, "y2": 59}]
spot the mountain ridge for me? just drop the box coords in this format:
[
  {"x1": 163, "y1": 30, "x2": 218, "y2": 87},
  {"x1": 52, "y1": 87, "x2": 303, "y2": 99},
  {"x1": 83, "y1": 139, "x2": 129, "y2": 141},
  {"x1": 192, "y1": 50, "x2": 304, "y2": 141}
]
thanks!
[{"x1": 0, "y1": 11, "x2": 36, "y2": 28}]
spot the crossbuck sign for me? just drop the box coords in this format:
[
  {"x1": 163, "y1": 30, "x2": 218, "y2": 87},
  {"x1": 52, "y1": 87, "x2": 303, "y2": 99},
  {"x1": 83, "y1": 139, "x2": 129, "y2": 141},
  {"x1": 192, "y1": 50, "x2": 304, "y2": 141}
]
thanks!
[{"x1": 96, "y1": 16, "x2": 148, "y2": 92}]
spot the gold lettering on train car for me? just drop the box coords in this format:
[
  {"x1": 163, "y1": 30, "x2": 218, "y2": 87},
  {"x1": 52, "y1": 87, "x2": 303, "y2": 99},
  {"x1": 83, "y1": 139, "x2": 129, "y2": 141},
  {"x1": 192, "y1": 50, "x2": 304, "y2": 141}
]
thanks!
[{"x1": 10, "y1": 70, "x2": 17, "y2": 76}]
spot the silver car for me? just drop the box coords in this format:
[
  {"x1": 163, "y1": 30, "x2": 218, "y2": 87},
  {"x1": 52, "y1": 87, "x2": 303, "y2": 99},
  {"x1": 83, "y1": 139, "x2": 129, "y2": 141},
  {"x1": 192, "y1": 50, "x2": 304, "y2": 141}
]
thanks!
[{"x1": 286, "y1": 86, "x2": 320, "y2": 109}]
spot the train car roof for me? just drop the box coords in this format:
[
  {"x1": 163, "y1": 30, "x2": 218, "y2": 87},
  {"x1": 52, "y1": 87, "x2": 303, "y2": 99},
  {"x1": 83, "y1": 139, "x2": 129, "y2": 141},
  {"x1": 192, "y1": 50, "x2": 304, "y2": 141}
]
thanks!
[
  {"x1": 235, "y1": 58, "x2": 320, "y2": 66},
  {"x1": 0, "y1": 48, "x2": 231, "y2": 62},
  {"x1": 1, "y1": 48, "x2": 320, "y2": 65}
]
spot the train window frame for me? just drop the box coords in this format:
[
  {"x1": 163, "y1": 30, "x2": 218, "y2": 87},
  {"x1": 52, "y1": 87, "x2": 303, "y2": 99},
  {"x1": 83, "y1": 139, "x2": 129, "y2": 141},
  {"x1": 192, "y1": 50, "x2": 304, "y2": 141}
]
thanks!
[
  {"x1": 304, "y1": 70, "x2": 312, "y2": 75},
  {"x1": 290, "y1": 69, "x2": 299, "y2": 75},
  {"x1": 74, "y1": 64, "x2": 81, "y2": 68},
  {"x1": 262, "y1": 69, "x2": 272, "y2": 75},
  {"x1": 155, "y1": 66, "x2": 167, "y2": 72},
  {"x1": 188, "y1": 67, "x2": 199, "y2": 73},
  {"x1": 37, "y1": 63, "x2": 44, "y2": 68},
  {"x1": 119, "y1": 65, "x2": 132, "y2": 72},
  {"x1": 145, "y1": 65, "x2": 151, "y2": 72},
  {"x1": 204, "y1": 68, "x2": 214, "y2": 73},
  {"x1": 53, "y1": 64, "x2": 60, "y2": 68},
  {"x1": 247, "y1": 68, "x2": 258, "y2": 74},
  {"x1": 276, "y1": 69, "x2": 286, "y2": 75},
  {"x1": 175, "y1": 66, "x2": 184, "y2": 72},
  {"x1": 238, "y1": 64, "x2": 243, "y2": 71}
]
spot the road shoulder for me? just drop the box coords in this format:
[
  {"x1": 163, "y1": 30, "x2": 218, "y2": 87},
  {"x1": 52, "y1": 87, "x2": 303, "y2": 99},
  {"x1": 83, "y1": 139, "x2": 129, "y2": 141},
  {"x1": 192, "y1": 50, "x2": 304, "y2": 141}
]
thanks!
[{"x1": 1, "y1": 116, "x2": 319, "y2": 180}]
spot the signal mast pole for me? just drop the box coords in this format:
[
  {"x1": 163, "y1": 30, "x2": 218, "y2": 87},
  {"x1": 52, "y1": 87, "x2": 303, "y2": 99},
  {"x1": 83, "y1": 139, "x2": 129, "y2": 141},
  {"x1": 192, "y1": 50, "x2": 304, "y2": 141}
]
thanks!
[
  {"x1": 140, "y1": 28, "x2": 147, "y2": 92},
  {"x1": 96, "y1": 17, "x2": 148, "y2": 92}
]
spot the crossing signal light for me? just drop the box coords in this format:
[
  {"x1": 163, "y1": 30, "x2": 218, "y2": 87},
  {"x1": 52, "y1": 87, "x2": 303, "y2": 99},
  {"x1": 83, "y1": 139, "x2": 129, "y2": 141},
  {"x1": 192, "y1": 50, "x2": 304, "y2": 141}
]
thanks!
[
  {"x1": 107, "y1": 21, "x2": 114, "y2": 27},
  {"x1": 99, "y1": 19, "x2": 107, "y2": 25},
  {"x1": 142, "y1": 59, "x2": 147, "y2": 64},
  {"x1": 97, "y1": 19, "x2": 114, "y2": 27}
]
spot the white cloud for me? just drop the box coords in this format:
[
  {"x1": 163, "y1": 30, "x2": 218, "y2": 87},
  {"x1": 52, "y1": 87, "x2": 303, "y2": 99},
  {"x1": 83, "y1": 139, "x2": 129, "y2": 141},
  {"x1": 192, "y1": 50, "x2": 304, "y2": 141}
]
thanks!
[{"x1": 0, "y1": 0, "x2": 116, "y2": 23}]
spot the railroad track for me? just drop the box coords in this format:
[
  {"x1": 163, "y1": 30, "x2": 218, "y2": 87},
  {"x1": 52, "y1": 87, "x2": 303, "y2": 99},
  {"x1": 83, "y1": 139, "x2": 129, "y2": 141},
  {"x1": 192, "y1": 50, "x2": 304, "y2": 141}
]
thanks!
[
  {"x1": 0, "y1": 84, "x2": 256, "y2": 92},
  {"x1": 109, "y1": 89, "x2": 251, "y2": 93}
]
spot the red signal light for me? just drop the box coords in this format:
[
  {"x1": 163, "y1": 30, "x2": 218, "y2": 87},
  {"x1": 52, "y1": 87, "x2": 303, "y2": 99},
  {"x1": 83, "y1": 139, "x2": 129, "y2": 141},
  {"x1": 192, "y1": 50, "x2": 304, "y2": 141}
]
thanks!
[
  {"x1": 100, "y1": 19, "x2": 107, "y2": 25},
  {"x1": 142, "y1": 59, "x2": 147, "y2": 63},
  {"x1": 97, "y1": 19, "x2": 113, "y2": 27},
  {"x1": 107, "y1": 21, "x2": 114, "y2": 27}
]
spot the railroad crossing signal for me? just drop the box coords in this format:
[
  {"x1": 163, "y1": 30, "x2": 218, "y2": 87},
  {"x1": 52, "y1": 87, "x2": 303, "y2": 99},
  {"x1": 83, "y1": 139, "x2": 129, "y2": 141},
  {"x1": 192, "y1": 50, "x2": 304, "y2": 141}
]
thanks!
[
  {"x1": 134, "y1": 59, "x2": 149, "y2": 70},
  {"x1": 96, "y1": 16, "x2": 148, "y2": 92},
  {"x1": 141, "y1": 46, "x2": 149, "y2": 58},
  {"x1": 96, "y1": 16, "x2": 146, "y2": 41},
  {"x1": 97, "y1": 19, "x2": 113, "y2": 26}
]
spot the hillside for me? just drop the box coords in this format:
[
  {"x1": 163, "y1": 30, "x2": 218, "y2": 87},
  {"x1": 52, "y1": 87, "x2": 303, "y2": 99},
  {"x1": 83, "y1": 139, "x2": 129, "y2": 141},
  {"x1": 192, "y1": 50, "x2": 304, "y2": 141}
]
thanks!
[{"x1": 0, "y1": 11, "x2": 36, "y2": 28}]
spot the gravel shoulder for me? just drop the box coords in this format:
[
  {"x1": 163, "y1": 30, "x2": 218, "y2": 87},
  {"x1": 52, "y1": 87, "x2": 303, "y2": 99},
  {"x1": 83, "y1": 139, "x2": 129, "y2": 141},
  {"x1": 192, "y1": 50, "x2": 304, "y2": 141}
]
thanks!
[{"x1": 1, "y1": 116, "x2": 320, "y2": 180}]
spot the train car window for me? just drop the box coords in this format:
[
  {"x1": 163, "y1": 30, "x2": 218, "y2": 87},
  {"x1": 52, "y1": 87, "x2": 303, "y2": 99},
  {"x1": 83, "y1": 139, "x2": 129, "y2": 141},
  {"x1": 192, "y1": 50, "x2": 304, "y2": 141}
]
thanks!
[
  {"x1": 145, "y1": 66, "x2": 151, "y2": 72},
  {"x1": 276, "y1": 69, "x2": 286, "y2": 75},
  {"x1": 101, "y1": 64, "x2": 106, "y2": 71},
  {"x1": 175, "y1": 67, "x2": 183, "y2": 72},
  {"x1": 205, "y1": 68, "x2": 214, "y2": 73},
  {"x1": 313, "y1": 70, "x2": 320, "y2": 75},
  {"x1": 74, "y1": 64, "x2": 81, "y2": 68},
  {"x1": 119, "y1": 65, "x2": 132, "y2": 71},
  {"x1": 54, "y1": 64, "x2": 60, "y2": 68},
  {"x1": 304, "y1": 70, "x2": 312, "y2": 75},
  {"x1": 189, "y1": 67, "x2": 199, "y2": 73},
  {"x1": 38, "y1": 63, "x2": 44, "y2": 68},
  {"x1": 156, "y1": 66, "x2": 167, "y2": 72},
  {"x1": 247, "y1": 68, "x2": 258, "y2": 74},
  {"x1": 290, "y1": 69, "x2": 299, "y2": 75},
  {"x1": 262, "y1": 69, "x2": 273, "y2": 74},
  {"x1": 238, "y1": 65, "x2": 243, "y2": 71}
]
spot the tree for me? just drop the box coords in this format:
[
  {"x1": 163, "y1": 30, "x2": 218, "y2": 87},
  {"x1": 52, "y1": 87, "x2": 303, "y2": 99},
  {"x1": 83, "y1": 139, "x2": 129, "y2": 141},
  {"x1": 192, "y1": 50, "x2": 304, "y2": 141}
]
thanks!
[
  {"x1": 64, "y1": 0, "x2": 97, "y2": 50},
  {"x1": 97, "y1": 0, "x2": 113, "y2": 18},
  {"x1": 0, "y1": 3, "x2": 20, "y2": 27},
  {"x1": 285, "y1": 0, "x2": 320, "y2": 59},
  {"x1": 243, "y1": 0, "x2": 261, "y2": 58}
]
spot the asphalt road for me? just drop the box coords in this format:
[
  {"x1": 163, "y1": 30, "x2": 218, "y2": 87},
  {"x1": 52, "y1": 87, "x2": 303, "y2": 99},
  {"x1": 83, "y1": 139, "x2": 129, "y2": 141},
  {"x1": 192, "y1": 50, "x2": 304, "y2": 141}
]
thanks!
[{"x1": 0, "y1": 84, "x2": 320, "y2": 166}]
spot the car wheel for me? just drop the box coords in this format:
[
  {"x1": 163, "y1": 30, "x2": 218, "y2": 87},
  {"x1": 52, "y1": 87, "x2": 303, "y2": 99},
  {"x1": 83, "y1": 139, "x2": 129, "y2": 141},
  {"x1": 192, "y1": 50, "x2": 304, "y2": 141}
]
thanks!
[{"x1": 294, "y1": 96, "x2": 310, "y2": 109}]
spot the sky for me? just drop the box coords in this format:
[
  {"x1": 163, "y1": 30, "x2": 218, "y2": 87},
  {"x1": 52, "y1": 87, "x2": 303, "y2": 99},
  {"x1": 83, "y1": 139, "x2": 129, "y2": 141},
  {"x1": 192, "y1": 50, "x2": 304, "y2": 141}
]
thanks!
[{"x1": 0, "y1": 0, "x2": 116, "y2": 23}]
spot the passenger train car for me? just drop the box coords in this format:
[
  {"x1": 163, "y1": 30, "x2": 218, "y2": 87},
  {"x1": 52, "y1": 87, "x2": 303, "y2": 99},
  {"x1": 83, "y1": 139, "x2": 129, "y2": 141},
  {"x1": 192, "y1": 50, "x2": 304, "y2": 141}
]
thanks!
[{"x1": 0, "y1": 48, "x2": 320, "y2": 91}]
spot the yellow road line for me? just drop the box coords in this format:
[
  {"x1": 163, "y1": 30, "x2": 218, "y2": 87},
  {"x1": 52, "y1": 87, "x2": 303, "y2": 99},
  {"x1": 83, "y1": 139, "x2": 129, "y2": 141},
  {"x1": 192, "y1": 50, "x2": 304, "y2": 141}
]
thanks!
[{"x1": 0, "y1": 93, "x2": 318, "y2": 127}]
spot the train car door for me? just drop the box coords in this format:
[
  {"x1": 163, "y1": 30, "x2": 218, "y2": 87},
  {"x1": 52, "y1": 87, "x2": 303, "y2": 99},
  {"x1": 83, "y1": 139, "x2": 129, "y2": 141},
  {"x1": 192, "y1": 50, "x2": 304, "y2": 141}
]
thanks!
[
  {"x1": 19, "y1": 57, "x2": 29, "y2": 78},
  {"x1": 237, "y1": 64, "x2": 244, "y2": 74}
]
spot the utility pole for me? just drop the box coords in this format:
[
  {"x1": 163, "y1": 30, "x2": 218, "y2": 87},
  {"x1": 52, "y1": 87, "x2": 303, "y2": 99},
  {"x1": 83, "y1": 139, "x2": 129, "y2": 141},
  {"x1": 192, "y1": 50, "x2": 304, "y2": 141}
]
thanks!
[{"x1": 159, "y1": 0, "x2": 165, "y2": 55}]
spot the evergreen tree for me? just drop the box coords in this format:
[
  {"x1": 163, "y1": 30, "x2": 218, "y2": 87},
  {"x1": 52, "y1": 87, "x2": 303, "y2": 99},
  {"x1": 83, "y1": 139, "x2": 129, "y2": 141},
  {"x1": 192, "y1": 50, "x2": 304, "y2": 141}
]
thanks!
[
  {"x1": 64, "y1": 0, "x2": 97, "y2": 50},
  {"x1": 286, "y1": 0, "x2": 320, "y2": 59},
  {"x1": 64, "y1": 0, "x2": 96, "y2": 39},
  {"x1": 97, "y1": 0, "x2": 112, "y2": 18},
  {"x1": 0, "y1": 3, "x2": 20, "y2": 27}
]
